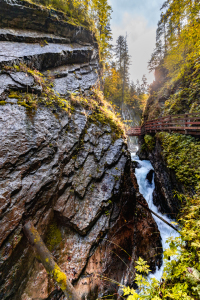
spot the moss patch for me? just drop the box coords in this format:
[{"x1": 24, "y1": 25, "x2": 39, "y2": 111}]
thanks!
[
  {"x1": 70, "y1": 89, "x2": 125, "y2": 139},
  {"x1": 144, "y1": 134, "x2": 155, "y2": 151},
  {"x1": 45, "y1": 221, "x2": 62, "y2": 252},
  {"x1": 144, "y1": 63, "x2": 200, "y2": 121},
  {"x1": 4, "y1": 64, "x2": 125, "y2": 139},
  {"x1": 157, "y1": 132, "x2": 200, "y2": 189}
]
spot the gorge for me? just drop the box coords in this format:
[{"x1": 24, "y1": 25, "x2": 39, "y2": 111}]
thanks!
[
  {"x1": 0, "y1": 1, "x2": 163, "y2": 299},
  {"x1": 1, "y1": 0, "x2": 200, "y2": 299}
]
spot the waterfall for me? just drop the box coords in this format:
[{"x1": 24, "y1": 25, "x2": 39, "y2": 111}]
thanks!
[{"x1": 131, "y1": 152, "x2": 180, "y2": 282}]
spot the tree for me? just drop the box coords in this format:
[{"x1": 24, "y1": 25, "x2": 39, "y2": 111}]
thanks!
[
  {"x1": 91, "y1": 0, "x2": 112, "y2": 62},
  {"x1": 148, "y1": 0, "x2": 200, "y2": 80},
  {"x1": 104, "y1": 35, "x2": 149, "y2": 118},
  {"x1": 33, "y1": 0, "x2": 113, "y2": 64},
  {"x1": 115, "y1": 35, "x2": 125, "y2": 72},
  {"x1": 114, "y1": 35, "x2": 131, "y2": 114},
  {"x1": 141, "y1": 75, "x2": 149, "y2": 94}
]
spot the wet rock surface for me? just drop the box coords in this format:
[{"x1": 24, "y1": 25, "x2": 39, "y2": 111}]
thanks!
[
  {"x1": 0, "y1": 99, "x2": 130, "y2": 299},
  {"x1": 44, "y1": 163, "x2": 162, "y2": 300},
  {"x1": 0, "y1": 28, "x2": 71, "y2": 44},
  {"x1": 0, "y1": 0, "x2": 99, "y2": 98},
  {"x1": 0, "y1": 1, "x2": 162, "y2": 299},
  {"x1": 0, "y1": 0, "x2": 95, "y2": 43}
]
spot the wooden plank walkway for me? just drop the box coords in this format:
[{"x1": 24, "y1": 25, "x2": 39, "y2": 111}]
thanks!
[{"x1": 127, "y1": 112, "x2": 200, "y2": 136}]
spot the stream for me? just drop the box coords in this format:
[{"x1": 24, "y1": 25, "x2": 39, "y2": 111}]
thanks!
[{"x1": 131, "y1": 150, "x2": 180, "y2": 282}]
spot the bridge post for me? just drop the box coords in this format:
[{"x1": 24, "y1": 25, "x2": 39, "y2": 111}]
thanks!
[
  {"x1": 185, "y1": 114, "x2": 188, "y2": 134},
  {"x1": 168, "y1": 116, "x2": 171, "y2": 133}
]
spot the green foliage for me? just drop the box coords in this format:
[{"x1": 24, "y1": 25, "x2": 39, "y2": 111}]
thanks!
[
  {"x1": 31, "y1": 0, "x2": 90, "y2": 26},
  {"x1": 123, "y1": 221, "x2": 200, "y2": 299},
  {"x1": 144, "y1": 135, "x2": 155, "y2": 151},
  {"x1": 91, "y1": 0, "x2": 112, "y2": 62},
  {"x1": 104, "y1": 64, "x2": 149, "y2": 120},
  {"x1": 5, "y1": 64, "x2": 124, "y2": 139},
  {"x1": 30, "y1": 0, "x2": 112, "y2": 64},
  {"x1": 129, "y1": 132, "x2": 200, "y2": 299},
  {"x1": 157, "y1": 132, "x2": 200, "y2": 188},
  {"x1": 104, "y1": 35, "x2": 149, "y2": 124},
  {"x1": 145, "y1": 0, "x2": 200, "y2": 119},
  {"x1": 163, "y1": 65, "x2": 200, "y2": 115},
  {"x1": 122, "y1": 258, "x2": 160, "y2": 300},
  {"x1": 135, "y1": 257, "x2": 151, "y2": 275},
  {"x1": 144, "y1": 62, "x2": 200, "y2": 120},
  {"x1": 149, "y1": 0, "x2": 200, "y2": 78}
]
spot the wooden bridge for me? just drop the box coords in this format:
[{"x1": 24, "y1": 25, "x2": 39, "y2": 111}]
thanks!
[{"x1": 127, "y1": 112, "x2": 200, "y2": 136}]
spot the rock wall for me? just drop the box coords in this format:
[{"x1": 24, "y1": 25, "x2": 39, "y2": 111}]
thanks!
[{"x1": 0, "y1": 1, "x2": 162, "y2": 299}]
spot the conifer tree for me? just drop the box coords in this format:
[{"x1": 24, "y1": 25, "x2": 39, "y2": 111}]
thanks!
[
  {"x1": 114, "y1": 35, "x2": 131, "y2": 114},
  {"x1": 115, "y1": 35, "x2": 125, "y2": 72},
  {"x1": 91, "y1": 0, "x2": 112, "y2": 61},
  {"x1": 148, "y1": 0, "x2": 200, "y2": 77},
  {"x1": 104, "y1": 35, "x2": 148, "y2": 118}
]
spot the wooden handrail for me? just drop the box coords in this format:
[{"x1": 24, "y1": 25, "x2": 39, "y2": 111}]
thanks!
[{"x1": 127, "y1": 113, "x2": 200, "y2": 136}]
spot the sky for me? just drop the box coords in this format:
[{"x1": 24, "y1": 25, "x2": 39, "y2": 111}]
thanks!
[{"x1": 108, "y1": 0, "x2": 164, "y2": 84}]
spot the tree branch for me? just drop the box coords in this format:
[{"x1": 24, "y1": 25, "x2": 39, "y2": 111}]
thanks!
[{"x1": 23, "y1": 221, "x2": 80, "y2": 300}]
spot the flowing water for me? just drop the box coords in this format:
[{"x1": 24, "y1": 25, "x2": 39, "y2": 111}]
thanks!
[{"x1": 131, "y1": 150, "x2": 180, "y2": 282}]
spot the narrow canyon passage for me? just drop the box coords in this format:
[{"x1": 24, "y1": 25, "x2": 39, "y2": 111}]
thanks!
[{"x1": 1, "y1": 0, "x2": 199, "y2": 298}]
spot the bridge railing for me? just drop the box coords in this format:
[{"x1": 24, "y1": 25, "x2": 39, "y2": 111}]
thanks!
[
  {"x1": 127, "y1": 126, "x2": 142, "y2": 136},
  {"x1": 127, "y1": 112, "x2": 200, "y2": 136},
  {"x1": 145, "y1": 112, "x2": 200, "y2": 135}
]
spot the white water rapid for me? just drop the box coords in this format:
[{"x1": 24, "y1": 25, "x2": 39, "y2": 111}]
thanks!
[{"x1": 131, "y1": 151, "x2": 180, "y2": 282}]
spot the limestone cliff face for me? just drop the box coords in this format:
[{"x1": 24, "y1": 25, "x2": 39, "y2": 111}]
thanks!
[{"x1": 0, "y1": 1, "x2": 162, "y2": 299}]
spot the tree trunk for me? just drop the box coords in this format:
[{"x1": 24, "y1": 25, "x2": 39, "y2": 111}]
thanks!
[
  {"x1": 121, "y1": 58, "x2": 126, "y2": 116},
  {"x1": 23, "y1": 221, "x2": 80, "y2": 300}
]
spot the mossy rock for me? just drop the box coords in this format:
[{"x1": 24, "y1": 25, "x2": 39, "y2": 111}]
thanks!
[{"x1": 45, "y1": 221, "x2": 62, "y2": 251}]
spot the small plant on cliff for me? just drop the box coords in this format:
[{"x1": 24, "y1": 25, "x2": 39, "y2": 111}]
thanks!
[
  {"x1": 70, "y1": 88, "x2": 125, "y2": 139},
  {"x1": 122, "y1": 258, "x2": 161, "y2": 300},
  {"x1": 144, "y1": 135, "x2": 155, "y2": 151},
  {"x1": 5, "y1": 64, "x2": 70, "y2": 113}
]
